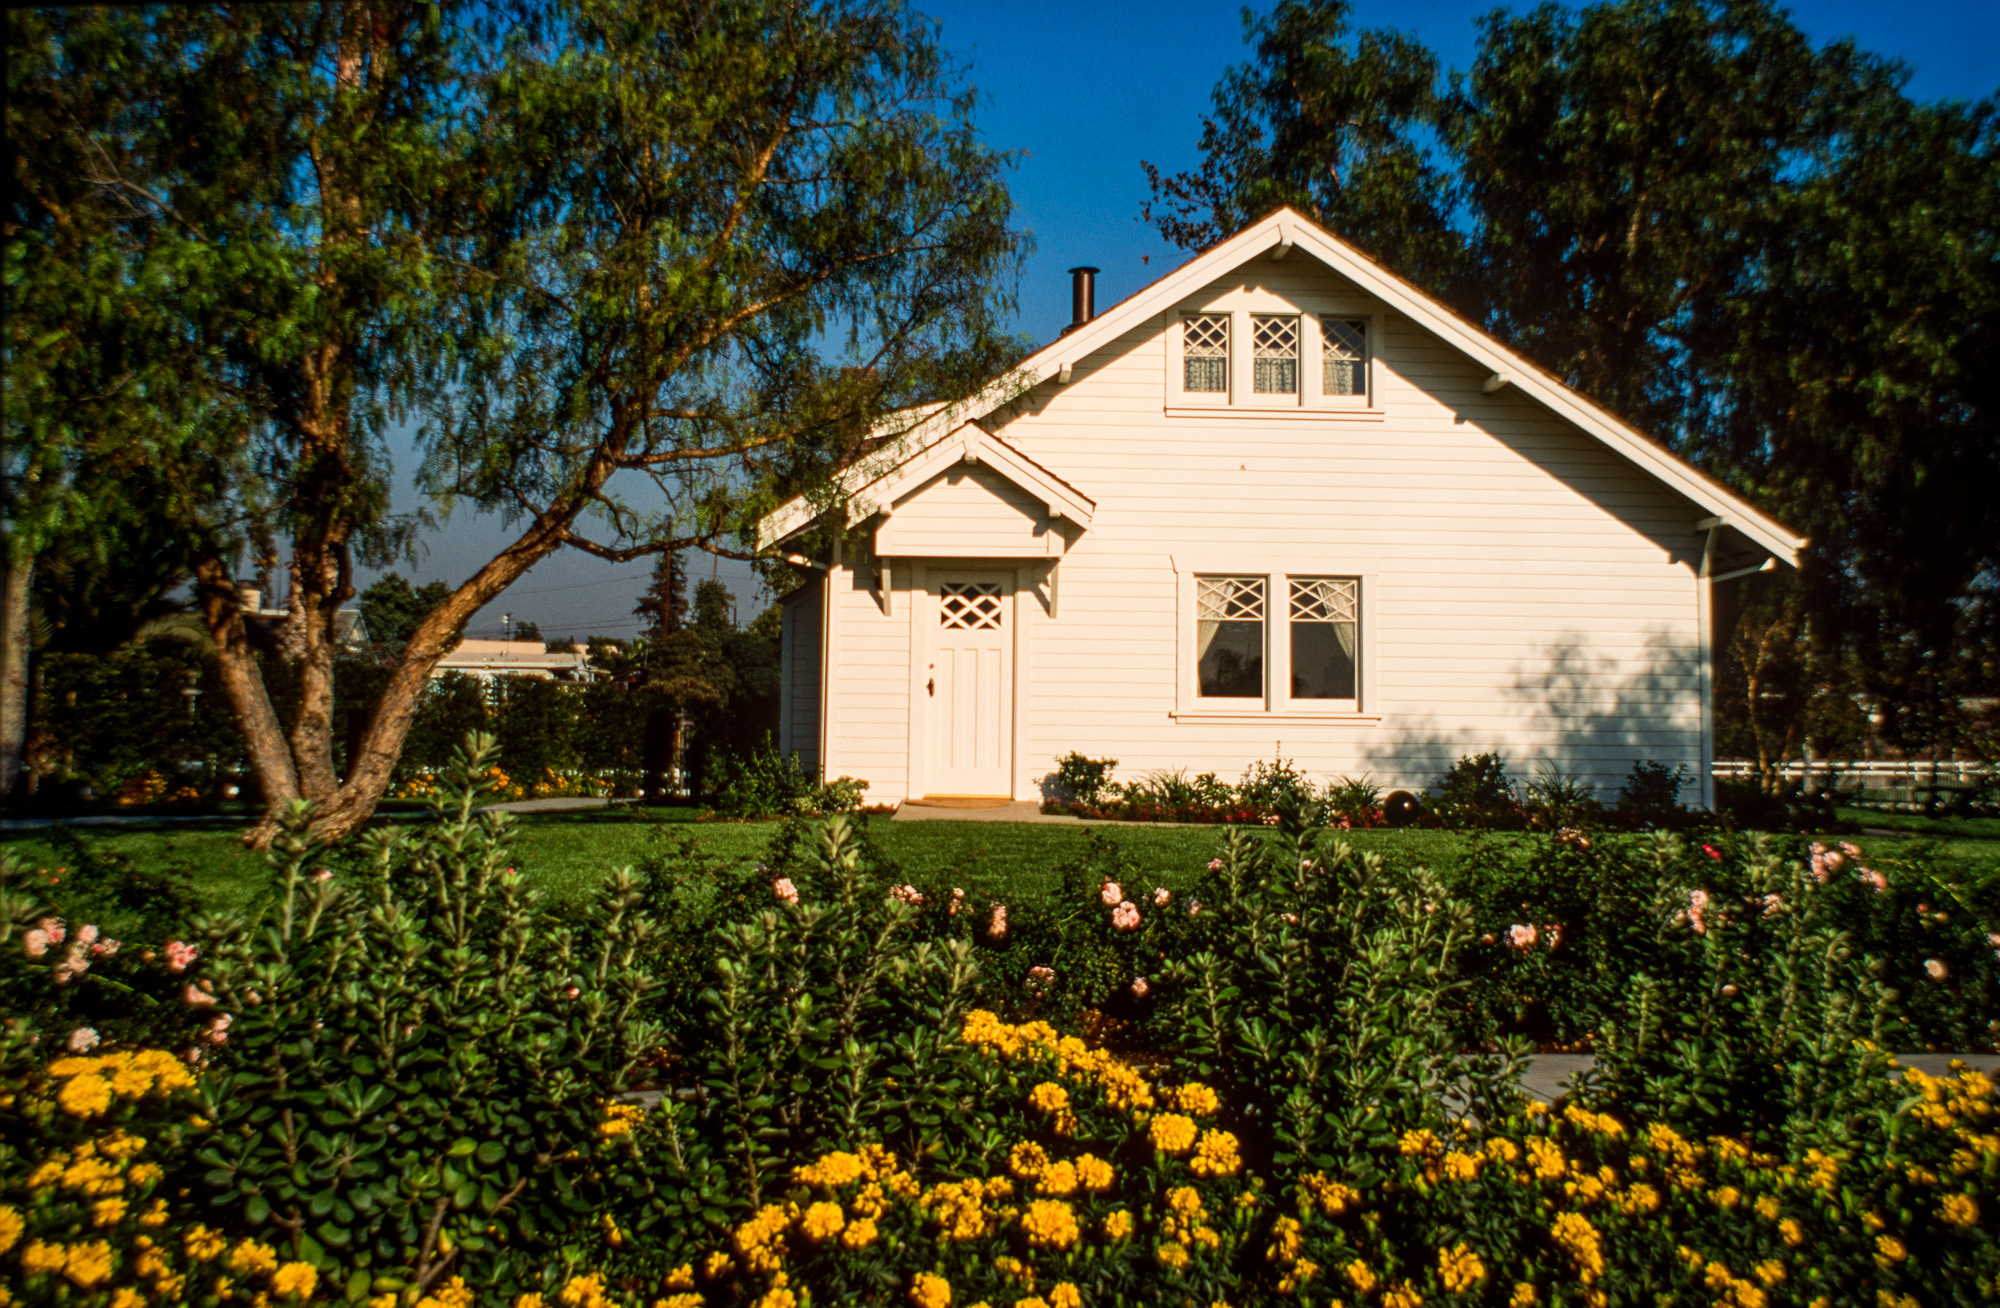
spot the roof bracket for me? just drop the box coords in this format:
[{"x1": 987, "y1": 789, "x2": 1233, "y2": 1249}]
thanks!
[
  {"x1": 1057, "y1": 364, "x2": 1073, "y2": 385},
  {"x1": 1482, "y1": 372, "x2": 1512, "y2": 393},
  {"x1": 1271, "y1": 221, "x2": 1294, "y2": 260}
]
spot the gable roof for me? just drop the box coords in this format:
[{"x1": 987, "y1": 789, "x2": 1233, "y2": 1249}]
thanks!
[
  {"x1": 846, "y1": 422, "x2": 1094, "y2": 527},
  {"x1": 760, "y1": 207, "x2": 1802, "y2": 562}
]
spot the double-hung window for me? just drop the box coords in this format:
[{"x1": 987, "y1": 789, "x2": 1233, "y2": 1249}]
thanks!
[
  {"x1": 1171, "y1": 305, "x2": 1373, "y2": 411},
  {"x1": 1190, "y1": 571, "x2": 1363, "y2": 712}
]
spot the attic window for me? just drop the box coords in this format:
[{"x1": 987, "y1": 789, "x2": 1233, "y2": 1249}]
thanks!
[
  {"x1": 1322, "y1": 318, "x2": 1366, "y2": 396},
  {"x1": 1183, "y1": 315, "x2": 1228, "y2": 393},
  {"x1": 1252, "y1": 315, "x2": 1299, "y2": 394}
]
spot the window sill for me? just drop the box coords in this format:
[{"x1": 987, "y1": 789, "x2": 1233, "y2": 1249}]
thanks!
[
  {"x1": 1170, "y1": 710, "x2": 1381, "y2": 725},
  {"x1": 1163, "y1": 405, "x2": 1384, "y2": 422}
]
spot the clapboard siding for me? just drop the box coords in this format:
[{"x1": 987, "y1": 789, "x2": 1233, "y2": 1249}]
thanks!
[
  {"x1": 808, "y1": 249, "x2": 1712, "y2": 803},
  {"x1": 779, "y1": 583, "x2": 823, "y2": 775}
]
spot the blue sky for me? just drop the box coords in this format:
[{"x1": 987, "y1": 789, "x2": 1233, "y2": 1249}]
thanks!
[{"x1": 387, "y1": 0, "x2": 1999, "y2": 643}]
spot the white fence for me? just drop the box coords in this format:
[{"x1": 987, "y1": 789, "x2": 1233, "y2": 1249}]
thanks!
[{"x1": 1713, "y1": 758, "x2": 1993, "y2": 807}]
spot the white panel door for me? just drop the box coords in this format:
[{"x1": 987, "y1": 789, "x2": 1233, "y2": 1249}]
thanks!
[{"x1": 925, "y1": 576, "x2": 1013, "y2": 796}]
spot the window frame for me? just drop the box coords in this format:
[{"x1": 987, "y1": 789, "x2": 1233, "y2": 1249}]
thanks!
[
  {"x1": 1167, "y1": 296, "x2": 1380, "y2": 416},
  {"x1": 1172, "y1": 557, "x2": 1377, "y2": 721}
]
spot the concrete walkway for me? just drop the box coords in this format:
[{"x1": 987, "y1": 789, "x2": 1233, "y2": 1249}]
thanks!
[
  {"x1": 891, "y1": 800, "x2": 1073, "y2": 823},
  {"x1": 486, "y1": 796, "x2": 639, "y2": 815},
  {"x1": 1514, "y1": 1051, "x2": 2000, "y2": 1105}
]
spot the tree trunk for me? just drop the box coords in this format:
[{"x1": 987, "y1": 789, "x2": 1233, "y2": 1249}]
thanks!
[
  {"x1": 0, "y1": 539, "x2": 30, "y2": 799},
  {"x1": 195, "y1": 556, "x2": 302, "y2": 840}
]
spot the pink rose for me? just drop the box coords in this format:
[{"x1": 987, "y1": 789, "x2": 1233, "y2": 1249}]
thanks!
[
  {"x1": 22, "y1": 929, "x2": 50, "y2": 959},
  {"x1": 90, "y1": 938, "x2": 120, "y2": 957},
  {"x1": 1110, "y1": 901, "x2": 1141, "y2": 931},
  {"x1": 1507, "y1": 924, "x2": 1538, "y2": 949},
  {"x1": 165, "y1": 941, "x2": 199, "y2": 973},
  {"x1": 773, "y1": 877, "x2": 799, "y2": 905},
  {"x1": 1688, "y1": 888, "x2": 1711, "y2": 935},
  {"x1": 891, "y1": 884, "x2": 925, "y2": 906},
  {"x1": 206, "y1": 1013, "x2": 233, "y2": 1045},
  {"x1": 1924, "y1": 959, "x2": 1948, "y2": 981},
  {"x1": 1838, "y1": 841, "x2": 1862, "y2": 858},
  {"x1": 1187, "y1": 899, "x2": 1202, "y2": 918},
  {"x1": 1859, "y1": 868, "x2": 1887, "y2": 892},
  {"x1": 988, "y1": 904, "x2": 1009, "y2": 938},
  {"x1": 1543, "y1": 924, "x2": 1562, "y2": 949},
  {"x1": 1100, "y1": 880, "x2": 1124, "y2": 907},
  {"x1": 312, "y1": 868, "x2": 333, "y2": 883},
  {"x1": 76, "y1": 924, "x2": 100, "y2": 947},
  {"x1": 1130, "y1": 977, "x2": 1150, "y2": 999},
  {"x1": 40, "y1": 918, "x2": 66, "y2": 945},
  {"x1": 1761, "y1": 894, "x2": 1784, "y2": 916},
  {"x1": 1206, "y1": 859, "x2": 1223, "y2": 872},
  {"x1": 67, "y1": 1027, "x2": 101, "y2": 1053},
  {"x1": 184, "y1": 982, "x2": 218, "y2": 1007},
  {"x1": 1823, "y1": 849, "x2": 1846, "y2": 872},
  {"x1": 1152, "y1": 887, "x2": 1171, "y2": 907}
]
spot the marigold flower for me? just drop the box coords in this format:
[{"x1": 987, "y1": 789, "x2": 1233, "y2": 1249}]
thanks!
[
  {"x1": 1874, "y1": 1234, "x2": 1906, "y2": 1264},
  {"x1": 1190, "y1": 1129, "x2": 1242, "y2": 1178},
  {"x1": 1022, "y1": 1199, "x2": 1080, "y2": 1250},
  {"x1": 909, "y1": 1272, "x2": 951, "y2": 1308},
  {"x1": 1713, "y1": 1186, "x2": 1742, "y2": 1210},
  {"x1": 1345, "y1": 1260, "x2": 1378, "y2": 1292},
  {"x1": 1049, "y1": 1284, "x2": 1081, "y2": 1308},
  {"x1": 274, "y1": 1262, "x2": 320, "y2": 1300},
  {"x1": 1438, "y1": 1243, "x2": 1485, "y2": 1292},
  {"x1": 184, "y1": 1225, "x2": 226, "y2": 1262},
  {"x1": 1938, "y1": 1193, "x2": 1979, "y2": 1226},
  {"x1": 1010, "y1": 1141, "x2": 1051, "y2": 1179},
  {"x1": 64, "y1": 1240, "x2": 115, "y2": 1289},
  {"x1": 1172, "y1": 1082, "x2": 1221, "y2": 1115},
  {"x1": 1399, "y1": 1128, "x2": 1442, "y2": 1158},
  {"x1": 1155, "y1": 1242, "x2": 1190, "y2": 1271},
  {"x1": 1382, "y1": 1284, "x2": 1424, "y2": 1308},
  {"x1": 1510, "y1": 1285, "x2": 1537, "y2": 1307},
  {"x1": 659, "y1": 1297, "x2": 703, "y2": 1308},
  {"x1": 1550, "y1": 1213, "x2": 1604, "y2": 1282},
  {"x1": 1103, "y1": 1210, "x2": 1133, "y2": 1240},
  {"x1": 1150, "y1": 1112, "x2": 1198, "y2": 1154},
  {"x1": 57, "y1": 1074, "x2": 113, "y2": 1118},
  {"x1": 801, "y1": 1201, "x2": 845, "y2": 1242},
  {"x1": 1303, "y1": 1173, "x2": 1359, "y2": 1216},
  {"x1": 1028, "y1": 1082, "x2": 1069, "y2": 1115},
  {"x1": 1526, "y1": 1137, "x2": 1566, "y2": 1181},
  {"x1": 1442, "y1": 1150, "x2": 1481, "y2": 1182},
  {"x1": 90, "y1": 1197, "x2": 127, "y2": 1227},
  {"x1": 228, "y1": 1241, "x2": 279, "y2": 1276},
  {"x1": 1075, "y1": 1154, "x2": 1114, "y2": 1191},
  {"x1": 0, "y1": 1204, "x2": 22, "y2": 1255},
  {"x1": 1038, "y1": 1161, "x2": 1079, "y2": 1197},
  {"x1": 22, "y1": 1240, "x2": 67, "y2": 1276},
  {"x1": 796, "y1": 1150, "x2": 865, "y2": 1188},
  {"x1": 839, "y1": 1217, "x2": 878, "y2": 1249},
  {"x1": 1753, "y1": 1260, "x2": 1786, "y2": 1286}
]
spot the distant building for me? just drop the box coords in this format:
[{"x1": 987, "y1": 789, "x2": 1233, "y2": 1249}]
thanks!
[
  {"x1": 236, "y1": 583, "x2": 371, "y2": 654},
  {"x1": 433, "y1": 639, "x2": 597, "y2": 683}
]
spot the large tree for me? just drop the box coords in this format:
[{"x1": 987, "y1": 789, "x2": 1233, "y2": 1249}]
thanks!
[
  {"x1": 1147, "y1": 0, "x2": 2000, "y2": 777},
  {"x1": 9, "y1": 0, "x2": 1024, "y2": 840}
]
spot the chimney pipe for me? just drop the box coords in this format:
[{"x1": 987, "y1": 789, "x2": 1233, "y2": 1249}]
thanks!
[{"x1": 1066, "y1": 266, "x2": 1099, "y2": 332}]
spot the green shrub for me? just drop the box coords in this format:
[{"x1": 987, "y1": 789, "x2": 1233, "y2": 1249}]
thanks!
[
  {"x1": 1525, "y1": 764, "x2": 1602, "y2": 830},
  {"x1": 709, "y1": 738, "x2": 868, "y2": 818},
  {"x1": 1321, "y1": 774, "x2": 1382, "y2": 827},
  {"x1": 1617, "y1": 760, "x2": 1688, "y2": 827},
  {"x1": 1051, "y1": 751, "x2": 1119, "y2": 807},
  {"x1": 183, "y1": 735, "x2": 664, "y2": 1295},
  {"x1": 1432, "y1": 752, "x2": 1523, "y2": 828},
  {"x1": 1237, "y1": 755, "x2": 1315, "y2": 814}
]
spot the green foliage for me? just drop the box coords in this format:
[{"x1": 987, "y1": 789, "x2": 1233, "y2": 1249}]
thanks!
[
  {"x1": 399, "y1": 673, "x2": 492, "y2": 776},
  {"x1": 1236, "y1": 755, "x2": 1316, "y2": 814},
  {"x1": 184, "y1": 735, "x2": 664, "y2": 1288},
  {"x1": 1525, "y1": 764, "x2": 1603, "y2": 831},
  {"x1": 35, "y1": 643, "x2": 246, "y2": 800},
  {"x1": 491, "y1": 674, "x2": 584, "y2": 782},
  {"x1": 1321, "y1": 774, "x2": 1382, "y2": 826},
  {"x1": 1161, "y1": 801, "x2": 1526, "y2": 1181},
  {"x1": 356, "y1": 575, "x2": 454, "y2": 654},
  {"x1": 1617, "y1": 760, "x2": 1689, "y2": 827},
  {"x1": 1051, "y1": 751, "x2": 1119, "y2": 807},
  {"x1": 709, "y1": 739, "x2": 868, "y2": 819},
  {"x1": 1432, "y1": 753, "x2": 1522, "y2": 828}
]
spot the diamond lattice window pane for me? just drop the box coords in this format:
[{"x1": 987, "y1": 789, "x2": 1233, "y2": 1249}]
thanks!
[
  {"x1": 1253, "y1": 315, "x2": 1298, "y2": 394},
  {"x1": 940, "y1": 582, "x2": 1003, "y2": 629},
  {"x1": 1183, "y1": 315, "x2": 1228, "y2": 393},
  {"x1": 1289, "y1": 578, "x2": 1357, "y2": 624},
  {"x1": 1196, "y1": 576, "x2": 1266, "y2": 622},
  {"x1": 1322, "y1": 317, "x2": 1366, "y2": 396}
]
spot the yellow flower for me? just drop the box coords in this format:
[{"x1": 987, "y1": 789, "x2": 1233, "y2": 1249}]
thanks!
[
  {"x1": 1525, "y1": 1138, "x2": 1566, "y2": 1181},
  {"x1": 112, "y1": 1289, "x2": 145, "y2": 1308},
  {"x1": 1778, "y1": 1218, "x2": 1802, "y2": 1246},
  {"x1": 1399, "y1": 1129, "x2": 1441, "y2": 1158},
  {"x1": 1754, "y1": 1194, "x2": 1781, "y2": 1221},
  {"x1": 1028, "y1": 1082, "x2": 1070, "y2": 1115},
  {"x1": 559, "y1": 1274, "x2": 611, "y2": 1308},
  {"x1": 1484, "y1": 1138, "x2": 1522, "y2": 1166},
  {"x1": 273, "y1": 1262, "x2": 319, "y2": 1300},
  {"x1": 185, "y1": 1225, "x2": 227, "y2": 1262},
  {"x1": 754, "y1": 1287, "x2": 796, "y2": 1308},
  {"x1": 666, "y1": 1265, "x2": 696, "y2": 1292},
  {"x1": 1382, "y1": 1283, "x2": 1425, "y2": 1308},
  {"x1": 909, "y1": 1272, "x2": 952, "y2": 1308},
  {"x1": 796, "y1": 1151, "x2": 865, "y2": 1188},
  {"x1": 22, "y1": 1241, "x2": 68, "y2": 1276},
  {"x1": 228, "y1": 1241, "x2": 279, "y2": 1277},
  {"x1": 1038, "y1": 1160, "x2": 1079, "y2": 1197},
  {"x1": 1010, "y1": 1141, "x2": 1051, "y2": 1179},
  {"x1": 64, "y1": 1240, "x2": 115, "y2": 1289},
  {"x1": 1712, "y1": 1186, "x2": 1741, "y2": 1210},
  {"x1": 1304, "y1": 1173, "x2": 1359, "y2": 1216},
  {"x1": 1874, "y1": 1234, "x2": 1906, "y2": 1265},
  {"x1": 1754, "y1": 1260, "x2": 1786, "y2": 1286},
  {"x1": 1345, "y1": 1261, "x2": 1379, "y2": 1293},
  {"x1": 516, "y1": 1297, "x2": 547, "y2": 1308},
  {"x1": 1441, "y1": 1151, "x2": 1481, "y2": 1183},
  {"x1": 1510, "y1": 1284, "x2": 1537, "y2": 1307},
  {"x1": 90, "y1": 1197, "x2": 127, "y2": 1228},
  {"x1": 840, "y1": 1217, "x2": 878, "y2": 1249},
  {"x1": 1075, "y1": 1154, "x2": 1114, "y2": 1191},
  {"x1": 658, "y1": 1297, "x2": 704, "y2": 1308},
  {"x1": 57, "y1": 1074, "x2": 114, "y2": 1118},
  {"x1": 1172, "y1": 1082, "x2": 1221, "y2": 1116},
  {"x1": 1266, "y1": 1216, "x2": 1303, "y2": 1264},
  {"x1": 704, "y1": 1252, "x2": 733, "y2": 1280},
  {"x1": 1939, "y1": 1193, "x2": 1979, "y2": 1226},
  {"x1": 1103, "y1": 1210, "x2": 1133, "y2": 1241},
  {"x1": 1149, "y1": 1113, "x2": 1198, "y2": 1155},
  {"x1": 130, "y1": 1162, "x2": 164, "y2": 1187},
  {"x1": 801, "y1": 1201, "x2": 845, "y2": 1243},
  {"x1": 1438, "y1": 1243, "x2": 1485, "y2": 1292},
  {"x1": 0, "y1": 1205, "x2": 23, "y2": 1255},
  {"x1": 599, "y1": 1102, "x2": 646, "y2": 1138},
  {"x1": 1049, "y1": 1284, "x2": 1081, "y2": 1308},
  {"x1": 1190, "y1": 1129, "x2": 1242, "y2": 1179},
  {"x1": 1155, "y1": 1242, "x2": 1190, "y2": 1271},
  {"x1": 1549, "y1": 1213, "x2": 1604, "y2": 1282},
  {"x1": 1022, "y1": 1199, "x2": 1080, "y2": 1250}
]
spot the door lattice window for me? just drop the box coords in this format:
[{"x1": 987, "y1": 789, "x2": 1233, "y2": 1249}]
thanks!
[
  {"x1": 1253, "y1": 315, "x2": 1299, "y2": 394},
  {"x1": 940, "y1": 582, "x2": 1003, "y2": 630},
  {"x1": 1289, "y1": 578, "x2": 1357, "y2": 624},
  {"x1": 1182, "y1": 314, "x2": 1228, "y2": 393},
  {"x1": 1322, "y1": 318, "x2": 1366, "y2": 396},
  {"x1": 1197, "y1": 576, "x2": 1266, "y2": 622}
]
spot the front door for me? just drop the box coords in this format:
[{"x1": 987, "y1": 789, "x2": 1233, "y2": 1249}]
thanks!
[{"x1": 925, "y1": 575, "x2": 1013, "y2": 796}]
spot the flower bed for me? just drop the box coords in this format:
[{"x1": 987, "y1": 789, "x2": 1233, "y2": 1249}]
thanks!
[{"x1": 4, "y1": 737, "x2": 1997, "y2": 1305}]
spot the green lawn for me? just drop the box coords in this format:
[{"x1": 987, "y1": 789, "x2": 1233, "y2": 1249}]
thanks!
[{"x1": 7, "y1": 804, "x2": 1994, "y2": 923}]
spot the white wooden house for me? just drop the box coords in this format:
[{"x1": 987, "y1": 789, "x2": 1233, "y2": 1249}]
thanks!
[{"x1": 756, "y1": 208, "x2": 1800, "y2": 810}]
